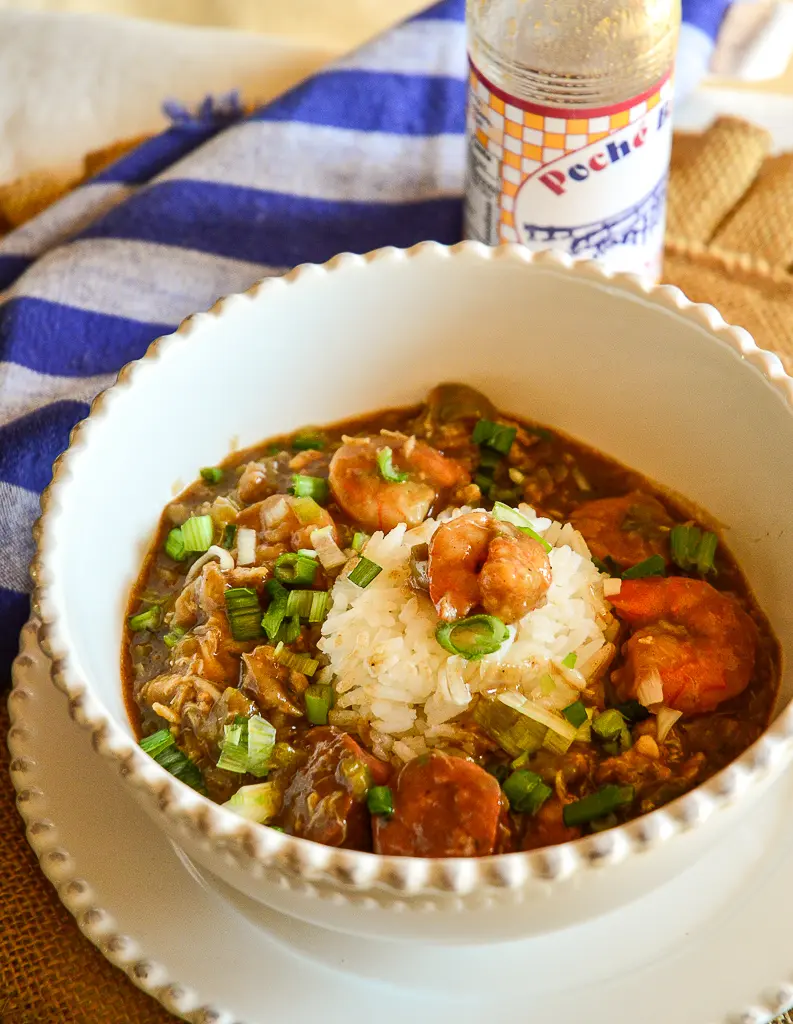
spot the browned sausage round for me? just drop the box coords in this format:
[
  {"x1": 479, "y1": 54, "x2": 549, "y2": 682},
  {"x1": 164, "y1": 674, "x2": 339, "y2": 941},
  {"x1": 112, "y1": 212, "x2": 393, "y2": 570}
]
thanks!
[
  {"x1": 281, "y1": 726, "x2": 390, "y2": 850},
  {"x1": 373, "y1": 752, "x2": 502, "y2": 857},
  {"x1": 569, "y1": 491, "x2": 673, "y2": 569}
]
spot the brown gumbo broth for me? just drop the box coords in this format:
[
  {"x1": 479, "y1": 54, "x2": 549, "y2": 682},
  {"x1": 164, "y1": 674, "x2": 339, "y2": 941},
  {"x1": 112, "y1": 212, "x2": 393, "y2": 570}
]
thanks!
[{"x1": 123, "y1": 384, "x2": 779, "y2": 857}]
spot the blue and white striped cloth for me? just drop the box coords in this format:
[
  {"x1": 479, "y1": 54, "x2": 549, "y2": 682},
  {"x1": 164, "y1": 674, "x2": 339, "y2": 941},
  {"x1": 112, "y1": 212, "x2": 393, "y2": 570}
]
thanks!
[{"x1": 0, "y1": 0, "x2": 730, "y2": 682}]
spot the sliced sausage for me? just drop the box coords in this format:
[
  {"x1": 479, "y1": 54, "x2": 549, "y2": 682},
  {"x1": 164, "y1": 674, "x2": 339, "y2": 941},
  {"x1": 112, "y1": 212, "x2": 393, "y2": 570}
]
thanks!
[
  {"x1": 281, "y1": 726, "x2": 390, "y2": 850},
  {"x1": 373, "y1": 752, "x2": 501, "y2": 858}
]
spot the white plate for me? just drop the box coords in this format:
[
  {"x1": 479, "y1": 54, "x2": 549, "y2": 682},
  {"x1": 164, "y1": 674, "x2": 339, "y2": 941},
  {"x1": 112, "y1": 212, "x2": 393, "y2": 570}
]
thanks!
[{"x1": 8, "y1": 619, "x2": 793, "y2": 1024}]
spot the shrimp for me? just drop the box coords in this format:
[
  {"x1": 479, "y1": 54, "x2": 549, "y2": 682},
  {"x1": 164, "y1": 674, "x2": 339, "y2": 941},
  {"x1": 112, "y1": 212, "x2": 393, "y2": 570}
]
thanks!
[
  {"x1": 328, "y1": 433, "x2": 466, "y2": 533},
  {"x1": 609, "y1": 577, "x2": 757, "y2": 715},
  {"x1": 569, "y1": 491, "x2": 674, "y2": 569},
  {"x1": 237, "y1": 493, "x2": 337, "y2": 552},
  {"x1": 428, "y1": 511, "x2": 552, "y2": 624}
]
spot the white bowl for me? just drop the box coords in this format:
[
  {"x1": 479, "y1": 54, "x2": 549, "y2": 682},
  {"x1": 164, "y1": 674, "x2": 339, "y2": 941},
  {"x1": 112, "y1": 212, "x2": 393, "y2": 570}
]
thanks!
[{"x1": 33, "y1": 242, "x2": 793, "y2": 944}]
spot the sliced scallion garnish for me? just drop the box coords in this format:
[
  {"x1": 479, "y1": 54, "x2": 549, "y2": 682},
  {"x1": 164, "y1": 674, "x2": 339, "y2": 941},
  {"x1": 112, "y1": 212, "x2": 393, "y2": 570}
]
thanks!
[
  {"x1": 592, "y1": 708, "x2": 626, "y2": 741},
  {"x1": 217, "y1": 716, "x2": 250, "y2": 774},
  {"x1": 140, "y1": 729, "x2": 174, "y2": 758},
  {"x1": 224, "y1": 587, "x2": 263, "y2": 642},
  {"x1": 304, "y1": 683, "x2": 334, "y2": 724},
  {"x1": 348, "y1": 556, "x2": 382, "y2": 588},
  {"x1": 351, "y1": 531, "x2": 368, "y2": 554},
  {"x1": 276, "y1": 614, "x2": 301, "y2": 644},
  {"x1": 562, "y1": 700, "x2": 587, "y2": 728},
  {"x1": 696, "y1": 531, "x2": 718, "y2": 574},
  {"x1": 492, "y1": 502, "x2": 552, "y2": 553},
  {"x1": 621, "y1": 554, "x2": 665, "y2": 580},
  {"x1": 247, "y1": 715, "x2": 276, "y2": 778},
  {"x1": 562, "y1": 784, "x2": 635, "y2": 827},
  {"x1": 292, "y1": 496, "x2": 324, "y2": 525},
  {"x1": 435, "y1": 614, "x2": 508, "y2": 661},
  {"x1": 292, "y1": 432, "x2": 326, "y2": 452},
  {"x1": 477, "y1": 446, "x2": 502, "y2": 471},
  {"x1": 261, "y1": 579, "x2": 288, "y2": 642},
  {"x1": 472, "y1": 419, "x2": 517, "y2": 455},
  {"x1": 128, "y1": 604, "x2": 161, "y2": 632},
  {"x1": 163, "y1": 626, "x2": 186, "y2": 649},
  {"x1": 224, "y1": 781, "x2": 280, "y2": 823},
  {"x1": 503, "y1": 769, "x2": 552, "y2": 815},
  {"x1": 285, "y1": 589, "x2": 315, "y2": 619},
  {"x1": 366, "y1": 785, "x2": 394, "y2": 816},
  {"x1": 274, "y1": 641, "x2": 318, "y2": 677},
  {"x1": 273, "y1": 552, "x2": 319, "y2": 586},
  {"x1": 164, "y1": 527, "x2": 187, "y2": 562},
  {"x1": 220, "y1": 523, "x2": 238, "y2": 550},
  {"x1": 200, "y1": 466, "x2": 224, "y2": 484},
  {"x1": 290, "y1": 474, "x2": 329, "y2": 504},
  {"x1": 181, "y1": 515, "x2": 214, "y2": 553},
  {"x1": 140, "y1": 731, "x2": 205, "y2": 793},
  {"x1": 308, "y1": 591, "x2": 330, "y2": 623},
  {"x1": 562, "y1": 651, "x2": 577, "y2": 669},
  {"x1": 376, "y1": 446, "x2": 408, "y2": 484}
]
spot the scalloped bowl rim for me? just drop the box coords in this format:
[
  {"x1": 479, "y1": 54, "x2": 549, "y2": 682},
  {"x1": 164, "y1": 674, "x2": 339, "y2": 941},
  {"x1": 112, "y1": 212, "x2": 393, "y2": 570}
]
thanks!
[{"x1": 29, "y1": 241, "x2": 793, "y2": 898}]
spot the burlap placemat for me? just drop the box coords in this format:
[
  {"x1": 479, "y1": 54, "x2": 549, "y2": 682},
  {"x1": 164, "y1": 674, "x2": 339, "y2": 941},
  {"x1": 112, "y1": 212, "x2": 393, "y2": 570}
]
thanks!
[{"x1": 2, "y1": 118, "x2": 793, "y2": 1023}]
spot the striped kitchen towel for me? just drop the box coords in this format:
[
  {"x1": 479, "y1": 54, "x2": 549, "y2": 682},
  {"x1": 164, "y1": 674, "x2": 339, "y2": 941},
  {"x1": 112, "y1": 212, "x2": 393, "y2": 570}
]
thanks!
[{"x1": 0, "y1": 0, "x2": 733, "y2": 682}]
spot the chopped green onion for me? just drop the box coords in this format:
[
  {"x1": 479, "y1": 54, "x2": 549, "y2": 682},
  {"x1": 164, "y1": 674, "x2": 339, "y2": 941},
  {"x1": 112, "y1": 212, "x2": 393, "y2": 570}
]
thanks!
[
  {"x1": 503, "y1": 769, "x2": 552, "y2": 815},
  {"x1": 261, "y1": 579, "x2": 288, "y2": 641},
  {"x1": 492, "y1": 502, "x2": 552, "y2": 553},
  {"x1": 217, "y1": 717, "x2": 250, "y2": 774},
  {"x1": 621, "y1": 554, "x2": 666, "y2": 580},
  {"x1": 140, "y1": 729, "x2": 174, "y2": 758},
  {"x1": 340, "y1": 757, "x2": 373, "y2": 801},
  {"x1": 164, "y1": 527, "x2": 187, "y2": 561},
  {"x1": 308, "y1": 591, "x2": 330, "y2": 623},
  {"x1": 290, "y1": 474, "x2": 329, "y2": 504},
  {"x1": 285, "y1": 589, "x2": 312, "y2": 618},
  {"x1": 473, "y1": 699, "x2": 546, "y2": 757},
  {"x1": 696, "y1": 531, "x2": 718, "y2": 575},
  {"x1": 592, "y1": 708, "x2": 626, "y2": 741},
  {"x1": 614, "y1": 699, "x2": 651, "y2": 723},
  {"x1": 297, "y1": 548, "x2": 319, "y2": 560},
  {"x1": 367, "y1": 785, "x2": 394, "y2": 816},
  {"x1": 224, "y1": 781, "x2": 280, "y2": 823},
  {"x1": 562, "y1": 651, "x2": 578, "y2": 669},
  {"x1": 510, "y1": 752, "x2": 530, "y2": 770},
  {"x1": 140, "y1": 731, "x2": 205, "y2": 793},
  {"x1": 477, "y1": 447, "x2": 502, "y2": 471},
  {"x1": 305, "y1": 682, "x2": 334, "y2": 723},
  {"x1": 292, "y1": 496, "x2": 324, "y2": 525},
  {"x1": 351, "y1": 531, "x2": 368, "y2": 553},
  {"x1": 485, "y1": 762, "x2": 511, "y2": 784},
  {"x1": 562, "y1": 700, "x2": 587, "y2": 728},
  {"x1": 128, "y1": 604, "x2": 161, "y2": 632},
  {"x1": 247, "y1": 715, "x2": 276, "y2": 778},
  {"x1": 475, "y1": 473, "x2": 495, "y2": 497},
  {"x1": 670, "y1": 524, "x2": 700, "y2": 571},
  {"x1": 292, "y1": 432, "x2": 326, "y2": 451},
  {"x1": 276, "y1": 614, "x2": 301, "y2": 644},
  {"x1": 274, "y1": 641, "x2": 318, "y2": 677},
  {"x1": 163, "y1": 626, "x2": 186, "y2": 649},
  {"x1": 285, "y1": 589, "x2": 319, "y2": 619},
  {"x1": 539, "y1": 673, "x2": 556, "y2": 697},
  {"x1": 224, "y1": 587, "x2": 263, "y2": 642},
  {"x1": 435, "y1": 614, "x2": 509, "y2": 661},
  {"x1": 220, "y1": 523, "x2": 238, "y2": 550},
  {"x1": 181, "y1": 515, "x2": 214, "y2": 553},
  {"x1": 348, "y1": 556, "x2": 383, "y2": 588},
  {"x1": 472, "y1": 419, "x2": 517, "y2": 455},
  {"x1": 273, "y1": 552, "x2": 319, "y2": 586},
  {"x1": 562, "y1": 785, "x2": 635, "y2": 827},
  {"x1": 376, "y1": 446, "x2": 409, "y2": 484},
  {"x1": 200, "y1": 466, "x2": 224, "y2": 484}
]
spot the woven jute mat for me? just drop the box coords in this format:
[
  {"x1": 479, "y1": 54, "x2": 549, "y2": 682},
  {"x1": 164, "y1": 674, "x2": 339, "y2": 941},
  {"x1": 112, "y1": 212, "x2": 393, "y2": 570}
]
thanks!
[{"x1": 3, "y1": 117, "x2": 793, "y2": 1023}]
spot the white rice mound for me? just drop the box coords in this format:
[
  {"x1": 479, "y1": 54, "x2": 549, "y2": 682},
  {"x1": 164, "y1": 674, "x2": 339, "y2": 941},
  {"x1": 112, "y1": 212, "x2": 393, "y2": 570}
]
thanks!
[{"x1": 318, "y1": 506, "x2": 616, "y2": 763}]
